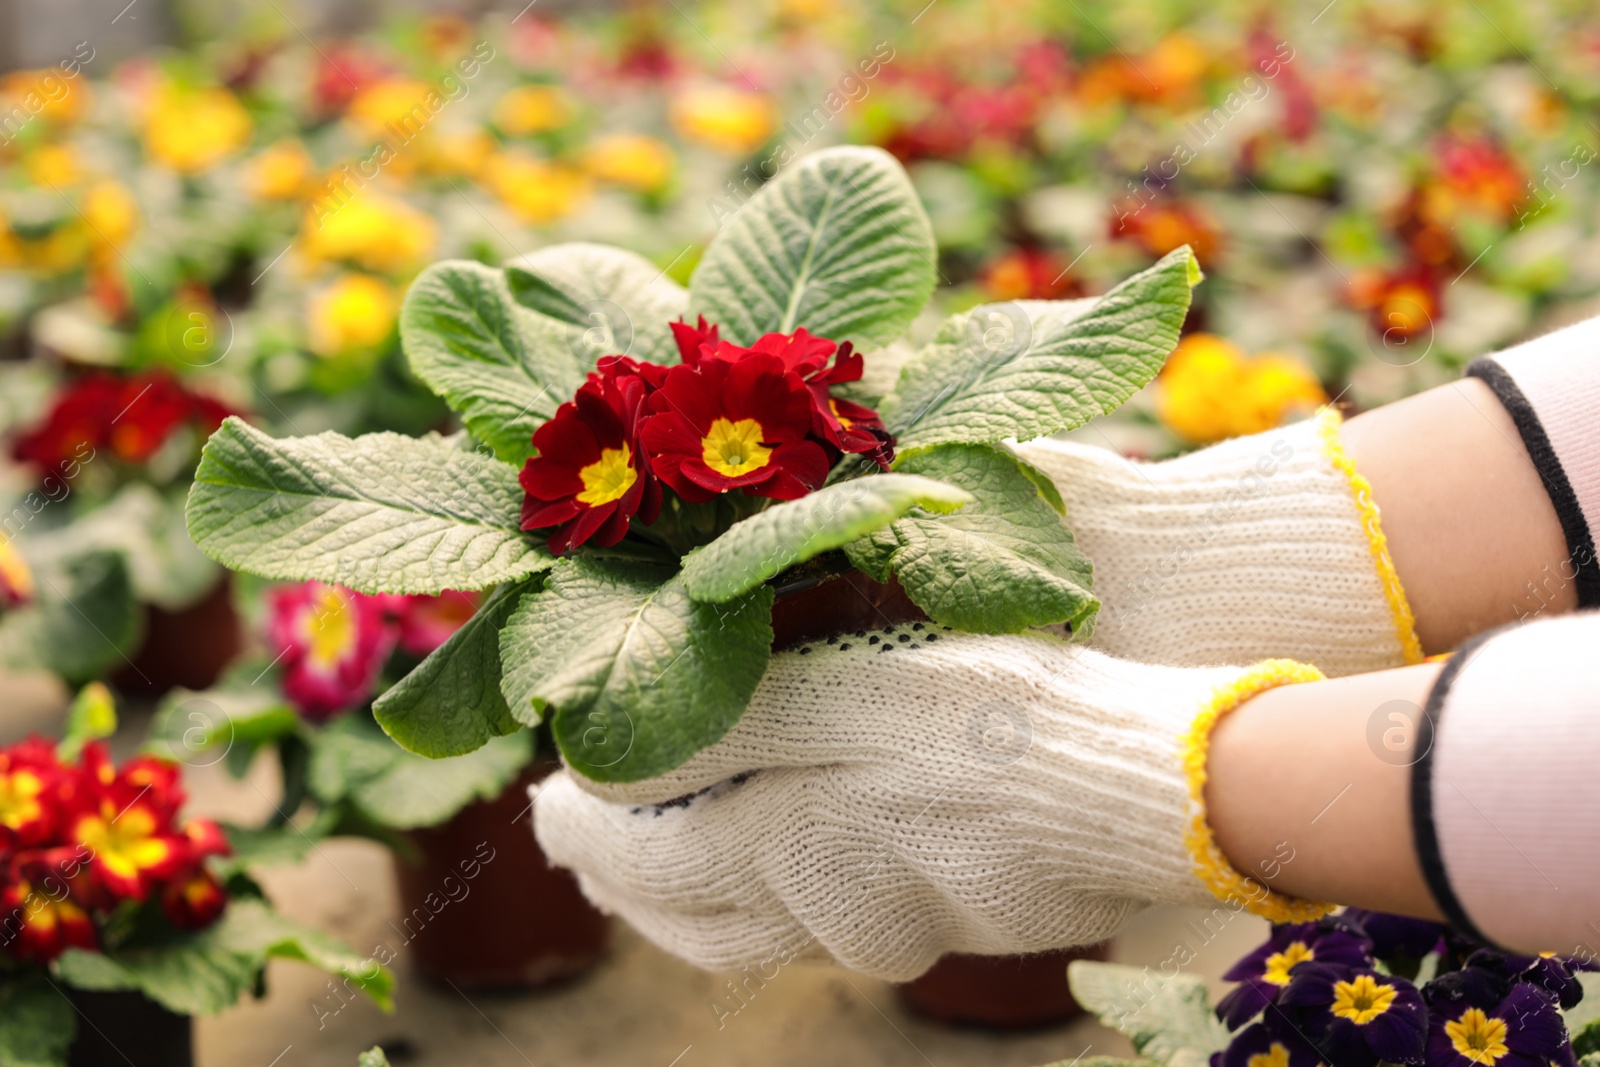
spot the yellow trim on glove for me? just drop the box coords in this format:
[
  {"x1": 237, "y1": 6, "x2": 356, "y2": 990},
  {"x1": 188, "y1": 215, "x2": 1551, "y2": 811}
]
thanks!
[
  {"x1": 1316, "y1": 406, "x2": 1425, "y2": 666},
  {"x1": 1181, "y1": 658, "x2": 1336, "y2": 924}
]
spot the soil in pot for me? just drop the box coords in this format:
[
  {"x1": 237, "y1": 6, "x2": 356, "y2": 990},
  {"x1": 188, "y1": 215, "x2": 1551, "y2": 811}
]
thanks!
[
  {"x1": 112, "y1": 574, "x2": 242, "y2": 697},
  {"x1": 391, "y1": 757, "x2": 609, "y2": 990},
  {"x1": 68, "y1": 988, "x2": 192, "y2": 1067},
  {"x1": 772, "y1": 568, "x2": 1101, "y2": 1029}
]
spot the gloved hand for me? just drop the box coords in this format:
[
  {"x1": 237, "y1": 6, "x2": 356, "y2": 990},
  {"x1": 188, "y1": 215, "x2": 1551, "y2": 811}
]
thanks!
[
  {"x1": 534, "y1": 631, "x2": 1329, "y2": 982},
  {"x1": 1014, "y1": 409, "x2": 1423, "y2": 677}
]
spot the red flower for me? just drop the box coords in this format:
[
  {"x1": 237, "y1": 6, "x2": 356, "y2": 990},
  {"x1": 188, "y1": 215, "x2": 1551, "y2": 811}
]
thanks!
[
  {"x1": 0, "y1": 740, "x2": 65, "y2": 849},
  {"x1": 390, "y1": 589, "x2": 481, "y2": 657},
  {"x1": 1, "y1": 869, "x2": 97, "y2": 962},
  {"x1": 641, "y1": 353, "x2": 829, "y2": 501},
  {"x1": 520, "y1": 370, "x2": 661, "y2": 553},
  {"x1": 267, "y1": 583, "x2": 396, "y2": 720},
  {"x1": 694, "y1": 326, "x2": 894, "y2": 469},
  {"x1": 10, "y1": 370, "x2": 237, "y2": 474},
  {"x1": 160, "y1": 869, "x2": 228, "y2": 930}
]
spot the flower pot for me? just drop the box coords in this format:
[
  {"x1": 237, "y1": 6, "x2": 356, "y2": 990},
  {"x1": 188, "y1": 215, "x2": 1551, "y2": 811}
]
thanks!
[
  {"x1": 113, "y1": 574, "x2": 243, "y2": 697},
  {"x1": 68, "y1": 988, "x2": 192, "y2": 1067},
  {"x1": 892, "y1": 945, "x2": 1109, "y2": 1029},
  {"x1": 391, "y1": 756, "x2": 609, "y2": 989},
  {"x1": 773, "y1": 569, "x2": 1101, "y2": 1029}
]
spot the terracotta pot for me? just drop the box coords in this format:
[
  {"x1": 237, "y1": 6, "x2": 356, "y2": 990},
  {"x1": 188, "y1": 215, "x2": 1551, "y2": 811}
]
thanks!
[
  {"x1": 773, "y1": 569, "x2": 1101, "y2": 1029},
  {"x1": 112, "y1": 575, "x2": 242, "y2": 697},
  {"x1": 391, "y1": 757, "x2": 609, "y2": 990},
  {"x1": 892, "y1": 945, "x2": 1109, "y2": 1028},
  {"x1": 68, "y1": 989, "x2": 192, "y2": 1067}
]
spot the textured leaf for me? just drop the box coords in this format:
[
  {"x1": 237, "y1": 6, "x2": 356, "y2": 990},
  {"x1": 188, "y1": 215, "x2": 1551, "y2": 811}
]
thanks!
[
  {"x1": 308, "y1": 714, "x2": 533, "y2": 829},
  {"x1": 207, "y1": 899, "x2": 393, "y2": 1011},
  {"x1": 373, "y1": 578, "x2": 537, "y2": 758},
  {"x1": 400, "y1": 260, "x2": 584, "y2": 464},
  {"x1": 680, "y1": 475, "x2": 971, "y2": 603},
  {"x1": 186, "y1": 418, "x2": 551, "y2": 595},
  {"x1": 689, "y1": 146, "x2": 936, "y2": 347},
  {"x1": 0, "y1": 973, "x2": 74, "y2": 1067},
  {"x1": 1068, "y1": 960, "x2": 1230, "y2": 1067},
  {"x1": 499, "y1": 558, "x2": 772, "y2": 782},
  {"x1": 57, "y1": 683, "x2": 117, "y2": 762},
  {"x1": 845, "y1": 445, "x2": 1096, "y2": 633},
  {"x1": 506, "y1": 243, "x2": 689, "y2": 366},
  {"x1": 885, "y1": 249, "x2": 1197, "y2": 449},
  {"x1": 0, "y1": 548, "x2": 139, "y2": 686}
]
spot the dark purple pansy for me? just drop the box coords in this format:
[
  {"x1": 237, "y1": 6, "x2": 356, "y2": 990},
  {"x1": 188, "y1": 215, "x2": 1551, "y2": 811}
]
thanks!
[
  {"x1": 1211, "y1": 1019, "x2": 1325, "y2": 1067},
  {"x1": 1279, "y1": 963, "x2": 1426, "y2": 1067},
  {"x1": 1216, "y1": 921, "x2": 1373, "y2": 1029},
  {"x1": 1340, "y1": 908, "x2": 1446, "y2": 964},
  {"x1": 1458, "y1": 949, "x2": 1599, "y2": 1011},
  {"x1": 1426, "y1": 981, "x2": 1571, "y2": 1067}
]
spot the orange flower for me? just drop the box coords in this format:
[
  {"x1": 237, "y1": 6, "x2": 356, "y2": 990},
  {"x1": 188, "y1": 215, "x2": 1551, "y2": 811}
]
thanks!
[{"x1": 1157, "y1": 333, "x2": 1327, "y2": 445}]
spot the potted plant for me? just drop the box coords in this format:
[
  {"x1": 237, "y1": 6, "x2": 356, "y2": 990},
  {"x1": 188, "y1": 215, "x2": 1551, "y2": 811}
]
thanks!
[
  {"x1": 153, "y1": 580, "x2": 609, "y2": 989},
  {"x1": 1064, "y1": 909, "x2": 1600, "y2": 1067},
  {"x1": 182, "y1": 145, "x2": 1198, "y2": 1020},
  {"x1": 0, "y1": 684, "x2": 392, "y2": 1067}
]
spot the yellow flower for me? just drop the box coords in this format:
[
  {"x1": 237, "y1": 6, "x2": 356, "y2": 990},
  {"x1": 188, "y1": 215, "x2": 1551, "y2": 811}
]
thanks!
[
  {"x1": 493, "y1": 85, "x2": 573, "y2": 136},
  {"x1": 346, "y1": 78, "x2": 435, "y2": 142},
  {"x1": 486, "y1": 153, "x2": 591, "y2": 224},
  {"x1": 1157, "y1": 333, "x2": 1327, "y2": 445},
  {"x1": 0, "y1": 537, "x2": 34, "y2": 609},
  {"x1": 301, "y1": 193, "x2": 436, "y2": 275},
  {"x1": 583, "y1": 133, "x2": 675, "y2": 194},
  {"x1": 81, "y1": 181, "x2": 139, "y2": 250},
  {"x1": 24, "y1": 144, "x2": 82, "y2": 188},
  {"x1": 418, "y1": 128, "x2": 496, "y2": 179},
  {"x1": 671, "y1": 84, "x2": 777, "y2": 155},
  {"x1": 306, "y1": 274, "x2": 398, "y2": 358},
  {"x1": 143, "y1": 85, "x2": 252, "y2": 174},
  {"x1": 0, "y1": 69, "x2": 90, "y2": 127},
  {"x1": 249, "y1": 140, "x2": 314, "y2": 200}
]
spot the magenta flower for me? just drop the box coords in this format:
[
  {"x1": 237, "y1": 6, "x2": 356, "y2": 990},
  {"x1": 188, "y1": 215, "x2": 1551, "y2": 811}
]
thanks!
[{"x1": 267, "y1": 582, "x2": 395, "y2": 720}]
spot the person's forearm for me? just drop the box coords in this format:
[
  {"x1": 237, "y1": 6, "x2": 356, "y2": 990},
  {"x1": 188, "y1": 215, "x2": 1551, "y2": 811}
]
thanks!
[
  {"x1": 1342, "y1": 377, "x2": 1574, "y2": 655},
  {"x1": 1204, "y1": 660, "x2": 1445, "y2": 919}
]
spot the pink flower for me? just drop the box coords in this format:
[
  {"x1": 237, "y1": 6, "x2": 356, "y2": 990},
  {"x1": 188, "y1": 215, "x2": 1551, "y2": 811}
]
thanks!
[
  {"x1": 267, "y1": 583, "x2": 395, "y2": 720},
  {"x1": 391, "y1": 590, "x2": 480, "y2": 657}
]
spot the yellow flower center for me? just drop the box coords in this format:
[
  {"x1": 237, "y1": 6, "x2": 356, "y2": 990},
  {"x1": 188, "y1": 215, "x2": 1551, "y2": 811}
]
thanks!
[
  {"x1": 75, "y1": 803, "x2": 171, "y2": 882},
  {"x1": 303, "y1": 587, "x2": 357, "y2": 669},
  {"x1": 0, "y1": 770, "x2": 44, "y2": 830},
  {"x1": 1330, "y1": 974, "x2": 1398, "y2": 1025},
  {"x1": 0, "y1": 539, "x2": 36, "y2": 603},
  {"x1": 701, "y1": 418, "x2": 773, "y2": 477},
  {"x1": 828, "y1": 398, "x2": 855, "y2": 430},
  {"x1": 577, "y1": 445, "x2": 638, "y2": 507},
  {"x1": 1445, "y1": 1008, "x2": 1509, "y2": 1064},
  {"x1": 1246, "y1": 1043, "x2": 1292, "y2": 1067},
  {"x1": 1262, "y1": 941, "x2": 1315, "y2": 986}
]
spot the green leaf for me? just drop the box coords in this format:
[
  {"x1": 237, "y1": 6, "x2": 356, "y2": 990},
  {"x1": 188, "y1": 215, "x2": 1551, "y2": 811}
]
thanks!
[
  {"x1": 56, "y1": 899, "x2": 393, "y2": 1016},
  {"x1": 689, "y1": 146, "x2": 936, "y2": 348},
  {"x1": 145, "y1": 685, "x2": 298, "y2": 776},
  {"x1": 373, "y1": 579, "x2": 537, "y2": 758},
  {"x1": 0, "y1": 973, "x2": 74, "y2": 1067},
  {"x1": 845, "y1": 444, "x2": 1096, "y2": 633},
  {"x1": 399, "y1": 260, "x2": 584, "y2": 465},
  {"x1": 214, "y1": 821, "x2": 327, "y2": 876},
  {"x1": 506, "y1": 243, "x2": 689, "y2": 367},
  {"x1": 1575, "y1": 1018, "x2": 1600, "y2": 1061},
  {"x1": 0, "y1": 549, "x2": 140, "y2": 686},
  {"x1": 58, "y1": 683, "x2": 117, "y2": 762},
  {"x1": 186, "y1": 417, "x2": 552, "y2": 595},
  {"x1": 358, "y1": 1049, "x2": 393, "y2": 1067},
  {"x1": 500, "y1": 558, "x2": 773, "y2": 782},
  {"x1": 309, "y1": 714, "x2": 534, "y2": 829},
  {"x1": 1067, "y1": 960, "x2": 1230, "y2": 1067},
  {"x1": 680, "y1": 475, "x2": 972, "y2": 603},
  {"x1": 884, "y1": 249, "x2": 1197, "y2": 450}
]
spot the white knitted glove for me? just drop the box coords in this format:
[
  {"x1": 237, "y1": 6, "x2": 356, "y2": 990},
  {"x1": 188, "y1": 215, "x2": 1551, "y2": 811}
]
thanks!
[
  {"x1": 533, "y1": 632, "x2": 1328, "y2": 982},
  {"x1": 1014, "y1": 409, "x2": 1423, "y2": 676}
]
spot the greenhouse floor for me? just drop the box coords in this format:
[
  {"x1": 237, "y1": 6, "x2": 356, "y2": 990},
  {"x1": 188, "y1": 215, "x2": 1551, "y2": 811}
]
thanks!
[{"x1": 3, "y1": 674, "x2": 1269, "y2": 1067}]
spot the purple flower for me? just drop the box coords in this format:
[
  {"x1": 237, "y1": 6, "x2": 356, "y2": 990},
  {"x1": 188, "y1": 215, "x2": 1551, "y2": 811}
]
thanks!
[
  {"x1": 1212, "y1": 1020, "x2": 1324, "y2": 1067},
  {"x1": 1279, "y1": 963, "x2": 1426, "y2": 1067},
  {"x1": 1340, "y1": 908, "x2": 1446, "y2": 964},
  {"x1": 1216, "y1": 921, "x2": 1373, "y2": 1029},
  {"x1": 1427, "y1": 982, "x2": 1571, "y2": 1067},
  {"x1": 1459, "y1": 949, "x2": 1598, "y2": 1012}
]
